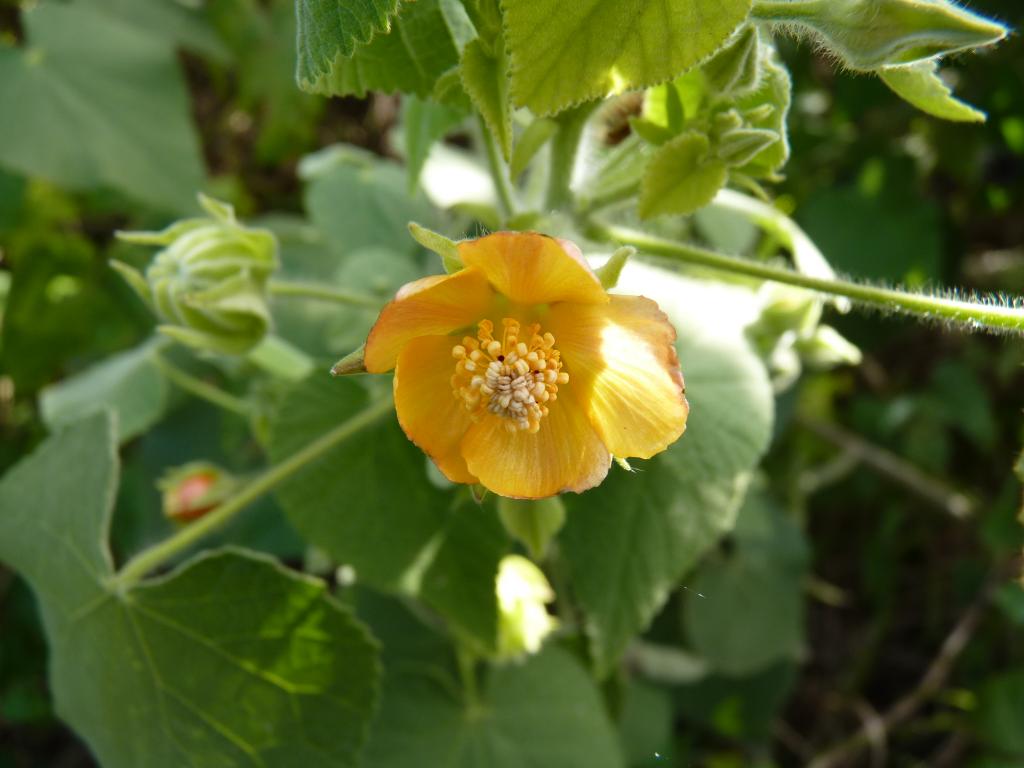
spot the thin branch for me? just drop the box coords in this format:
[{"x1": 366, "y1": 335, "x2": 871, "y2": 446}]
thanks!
[
  {"x1": 798, "y1": 416, "x2": 975, "y2": 519},
  {"x1": 152, "y1": 355, "x2": 252, "y2": 417},
  {"x1": 806, "y1": 568, "x2": 1007, "y2": 768},
  {"x1": 109, "y1": 394, "x2": 394, "y2": 590}
]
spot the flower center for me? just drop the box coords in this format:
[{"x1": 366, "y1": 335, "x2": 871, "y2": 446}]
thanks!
[{"x1": 451, "y1": 318, "x2": 569, "y2": 433}]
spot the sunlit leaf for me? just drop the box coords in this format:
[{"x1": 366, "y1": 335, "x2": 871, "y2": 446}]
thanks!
[
  {"x1": 295, "y1": 0, "x2": 402, "y2": 87},
  {"x1": 880, "y1": 60, "x2": 986, "y2": 123},
  {"x1": 561, "y1": 265, "x2": 774, "y2": 674},
  {"x1": 460, "y1": 36, "x2": 512, "y2": 160},
  {"x1": 0, "y1": 413, "x2": 380, "y2": 767},
  {"x1": 300, "y1": 0, "x2": 473, "y2": 98},
  {"x1": 504, "y1": 0, "x2": 752, "y2": 116},
  {"x1": 639, "y1": 132, "x2": 728, "y2": 218}
]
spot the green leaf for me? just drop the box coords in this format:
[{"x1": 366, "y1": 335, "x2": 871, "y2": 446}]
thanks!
[
  {"x1": 461, "y1": 36, "x2": 513, "y2": 160},
  {"x1": 300, "y1": 0, "x2": 473, "y2": 97},
  {"x1": 269, "y1": 375, "x2": 453, "y2": 590},
  {"x1": 408, "y1": 221, "x2": 462, "y2": 272},
  {"x1": 619, "y1": 682, "x2": 675, "y2": 767},
  {"x1": 39, "y1": 338, "x2": 170, "y2": 443},
  {"x1": 674, "y1": 661, "x2": 796, "y2": 740},
  {"x1": 302, "y1": 148, "x2": 439, "y2": 256},
  {"x1": 0, "y1": 4, "x2": 205, "y2": 213},
  {"x1": 510, "y1": 117, "x2": 557, "y2": 179},
  {"x1": 716, "y1": 128, "x2": 780, "y2": 166},
  {"x1": 703, "y1": 24, "x2": 760, "y2": 95},
  {"x1": 81, "y1": 0, "x2": 227, "y2": 58},
  {"x1": 974, "y1": 668, "x2": 1024, "y2": 757},
  {"x1": 363, "y1": 646, "x2": 625, "y2": 767},
  {"x1": 0, "y1": 413, "x2": 380, "y2": 767},
  {"x1": 561, "y1": 266, "x2": 774, "y2": 674},
  {"x1": 272, "y1": 376, "x2": 507, "y2": 651},
  {"x1": 246, "y1": 333, "x2": 316, "y2": 382},
  {"x1": 504, "y1": 0, "x2": 752, "y2": 116},
  {"x1": 0, "y1": 413, "x2": 118, "y2": 611},
  {"x1": 684, "y1": 489, "x2": 807, "y2": 676},
  {"x1": 295, "y1": 0, "x2": 402, "y2": 87},
  {"x1": 402, "y1": 96, "x2": 466, "y2": 192},
  {"x1": 496, "y1": 497, "x2": 566, "y2": 560},
  {"x1": 639, "y1": 132, "x2": 728, "y2": 218},
  {"x1": 419, "y1": 500, "x2": 510, "y2": 654},
  {"x1": 880, "y1": 60, "x2": 986, "y2": 123},
  {"x1": 752, "y1": 0, "x2": 1007, "y2": 71},
  {"x1": 729, "y1": 49, "x2": 791, "y2": 177}
]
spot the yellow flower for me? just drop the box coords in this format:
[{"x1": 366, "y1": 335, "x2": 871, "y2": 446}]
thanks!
[{"x1": 364, "y1": 231, "x2": 689, "y2": 499}]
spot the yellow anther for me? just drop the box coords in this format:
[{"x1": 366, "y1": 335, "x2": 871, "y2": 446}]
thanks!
[{"x1": 450, "y1": 317, "x2": 568, "y2": 433}]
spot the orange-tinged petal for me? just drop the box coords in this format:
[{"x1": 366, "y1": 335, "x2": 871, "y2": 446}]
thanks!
[
  {"x1": 458, "y1": 232, "x2": 608, "y2": 306},
  {"x1": 365, "y1": 268, "x2": 494, "y2": 373},
  {"x1": 547, "y1": 295, "x2": 688, "y2": 460},
  {"x1": 461, "y1": 388, "x2": 610, "y2": 499},
  {"x1": 394, "y1": 335, "x2": 478, "y2": 485}
]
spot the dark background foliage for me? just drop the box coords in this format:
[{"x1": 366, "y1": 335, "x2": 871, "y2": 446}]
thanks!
[{"x1": 1, "y1": 0, "x2": 1022, "y2": 765}]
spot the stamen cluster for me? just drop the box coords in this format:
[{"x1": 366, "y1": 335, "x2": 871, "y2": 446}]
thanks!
[{"x1": 451, "y1": 318, "x2": 568, "y2": 433}]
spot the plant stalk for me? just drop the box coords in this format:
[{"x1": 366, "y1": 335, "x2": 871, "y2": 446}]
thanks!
[
  {"x1": 545, "y1": 102, "x2": 599, "y2": 211},
  {"x1": 588, "y1": 222, "x2": 1024, "y2": 336},
  {"x1": 152, "y1": 355, "x2": 252, "y2": 416},
  {"x1": 267, "y1": 280, "x2": 383, "y2": 309},
  {"x1": 479, "y1": 114, "x2": 516, "y2": 220},
  {"x1": 109, "y1": 394, "x2": 394, "y2": 590}
]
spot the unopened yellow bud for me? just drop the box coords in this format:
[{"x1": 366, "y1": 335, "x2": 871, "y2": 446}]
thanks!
[{"x1": 495, "y1": 555, "x2": 558, "y2": 661}]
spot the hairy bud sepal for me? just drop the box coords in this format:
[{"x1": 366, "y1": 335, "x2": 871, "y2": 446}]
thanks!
[
  {"x1": 753, "y1": 0, "x2": 1007, "y2": 71},
  {"x1": 115, "y1": 194, "x2": 279, "y2": 355}
]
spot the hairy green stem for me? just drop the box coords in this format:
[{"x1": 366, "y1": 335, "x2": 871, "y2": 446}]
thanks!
[
  {"x1": 576, "y1": 180, "x2": 640, "y2": 216},
  {"x1": 589, "y1": 222, "x2": 1024, "y2": 336},
  {"x1": 152, "y1": 354, "x2": 252, "y2": 416},
  {"x1": 267, "y1": 280, "x2": 383, "y2": 309},
  {"x1": 109, "y1": 395, "x2": 395, "y2": 590},
  {"x1": 546, "y1": 101, "x2": 599, "y2": 211},
  {"x1": 479, "y1": 114, "x2": 516, "y2": 220}
]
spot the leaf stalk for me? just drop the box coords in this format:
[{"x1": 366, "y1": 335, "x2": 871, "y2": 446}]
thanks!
[
  {"x1": 109, "y1": 394, "x2": 394, "y2": 590},
  {"x1": 588, "y1": 222, "x2": 1024, "y2": 336}
]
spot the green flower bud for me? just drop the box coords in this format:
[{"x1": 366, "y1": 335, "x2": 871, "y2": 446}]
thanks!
[
  {"x1": 703, "y1": 25, "x2": 761, "y2": 96},
  {"x1": 797, "y1": 325, "x2": 864, "y2": 369},
  {"x1": 114, "y1": 195, "x2": 278, "y2": 354},
  {"x1": 753, "y1": 0, "x2": 1007, "y2": 71},
  {"x1": 495, "y1": 555, "x2": 558, "y2": 661},
  {"x1": 758, "y1": 282, "x2": 822, "y2": 337}
]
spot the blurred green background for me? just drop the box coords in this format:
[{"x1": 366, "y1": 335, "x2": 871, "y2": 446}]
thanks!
[{"x1": 1, "y1": 0, "x2": 1022, "y2": 765}]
